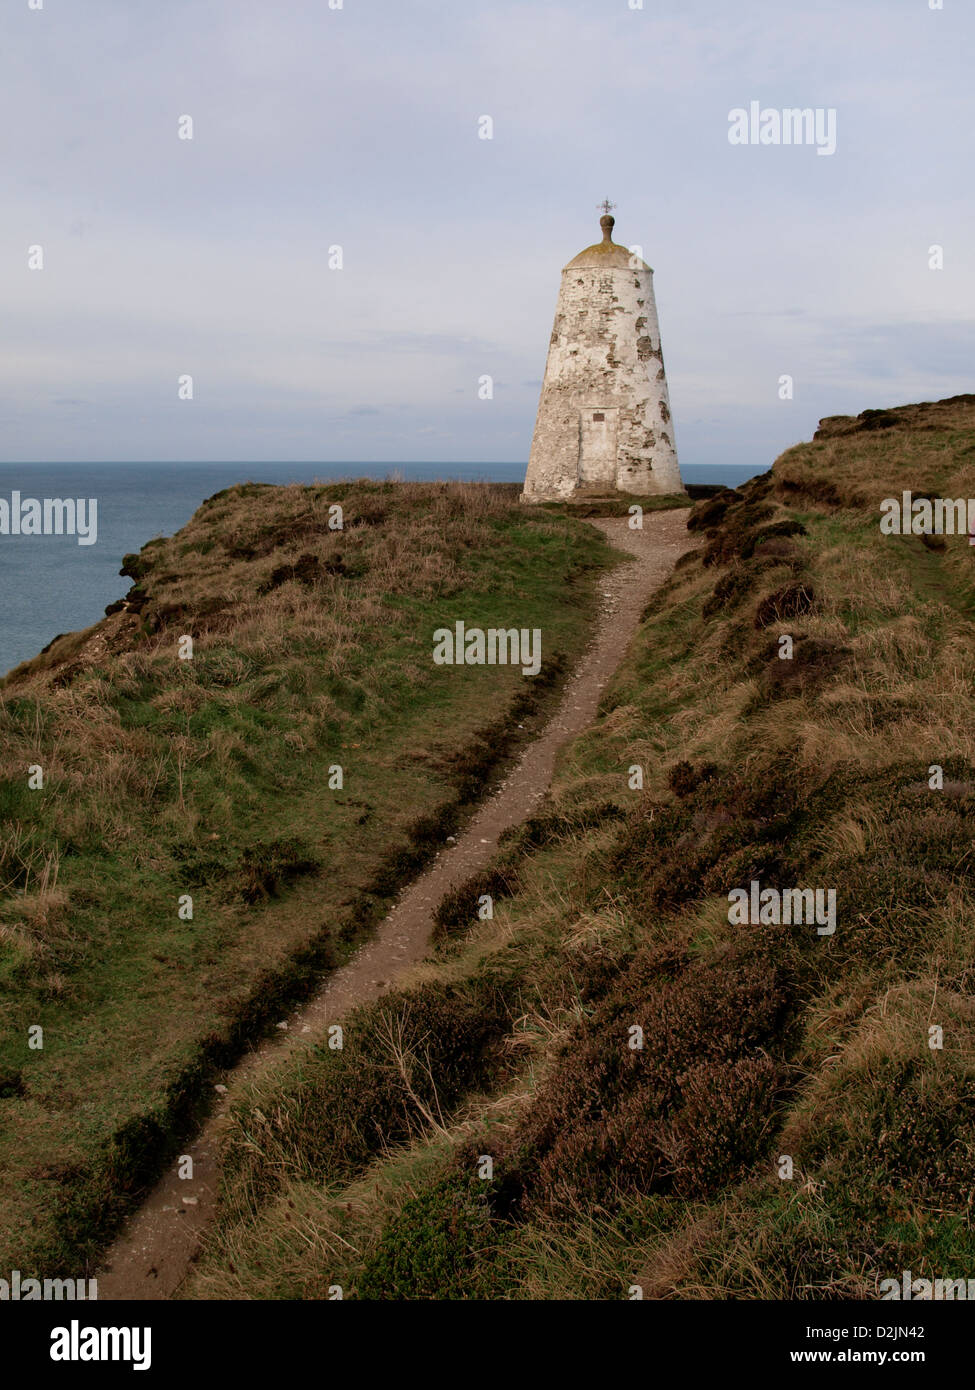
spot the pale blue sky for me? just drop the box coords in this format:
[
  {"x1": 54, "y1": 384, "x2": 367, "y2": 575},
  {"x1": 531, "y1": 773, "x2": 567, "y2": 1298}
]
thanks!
[{"x1": 1, "y1": 0, "x2": 972, "y2": 467}]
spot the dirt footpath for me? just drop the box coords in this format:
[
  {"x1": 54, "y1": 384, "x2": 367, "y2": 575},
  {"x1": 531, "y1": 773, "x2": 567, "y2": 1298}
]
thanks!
[{"x1": 96, "y1": 509, "x2": 697, "y2": 1300}]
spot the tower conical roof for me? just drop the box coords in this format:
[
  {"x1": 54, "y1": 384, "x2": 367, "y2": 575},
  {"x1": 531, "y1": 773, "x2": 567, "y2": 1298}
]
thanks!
[{"x1": 565, "y1": 212, "x2": 649, "y2": 270}]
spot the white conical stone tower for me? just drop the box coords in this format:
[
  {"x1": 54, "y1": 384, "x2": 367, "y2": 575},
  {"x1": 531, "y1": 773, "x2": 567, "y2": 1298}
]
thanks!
[{"x1": 521, "y1": 207, "x2": 683, "y2": 501}]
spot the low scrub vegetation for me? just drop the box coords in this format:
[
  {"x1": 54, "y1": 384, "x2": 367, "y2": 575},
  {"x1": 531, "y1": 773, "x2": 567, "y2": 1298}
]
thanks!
[
  {"x1": 186, "y1": 398, "x2": 975, "y2": 1301},
  {"x1": 0, "y1": 480, "x2": 612, "y2": 1274}
]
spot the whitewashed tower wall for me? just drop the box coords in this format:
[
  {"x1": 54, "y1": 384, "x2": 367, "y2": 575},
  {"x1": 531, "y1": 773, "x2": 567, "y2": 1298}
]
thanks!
[{"x1": 521, "y1": 213, "x2": 683, "y2": 501}]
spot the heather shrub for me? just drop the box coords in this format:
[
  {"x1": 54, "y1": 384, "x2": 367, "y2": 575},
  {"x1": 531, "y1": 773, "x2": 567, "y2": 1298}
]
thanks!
[
  {"x1": 754, "y1": 581, "x2": 815, "y2": 628},
  {"x1": 432, "y1": 866, "x2": 520, "y2": 945},
  {"x1": 702, "y1": 564, "x2": 754, "y2": 617},
  {"x1": 501, "y1": 945, "x2": 793, "y2": 1215},
  {"x1": 221, "y1": 978, "x2": 513, "y2": 1207},
  {"x1": 686, "y1": 488, "x2": 738, "y2": 532},
  {"x1": 357, "y1": 1165, "x2": 511, "y2": 1300},
  {"x1": 662, "y1": 1056, "x2": 781, "y2": 1197},
  {"x1": 667, "y1": 759, "x2": 719, "y2": 798},
  {"x1": 753, "y1": 636, "x2": 849, "y2": 699}
]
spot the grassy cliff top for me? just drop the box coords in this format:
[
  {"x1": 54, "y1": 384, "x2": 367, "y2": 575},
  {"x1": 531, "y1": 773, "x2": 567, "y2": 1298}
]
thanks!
[
  {"x1": 777, "y1": 392, "x2": 975, "y2": 507},
  {"x1": 0, "y1": 479, "x2": 616, "y2": 1274},
  {"x1": 182, "y1": 396, "x2": 975, "y2": 1301}
]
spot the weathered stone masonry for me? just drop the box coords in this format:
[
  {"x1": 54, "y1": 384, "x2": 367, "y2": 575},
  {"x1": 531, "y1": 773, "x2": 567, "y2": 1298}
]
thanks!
[{"x1": 521, "y1": 212, "x2": 684, "y2": 501}]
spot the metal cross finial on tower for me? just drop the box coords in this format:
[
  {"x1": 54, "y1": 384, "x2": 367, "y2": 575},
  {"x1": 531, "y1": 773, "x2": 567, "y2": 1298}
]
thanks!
[{"x1": 599, "y1": 199, "x2": 616, "y2": 216}]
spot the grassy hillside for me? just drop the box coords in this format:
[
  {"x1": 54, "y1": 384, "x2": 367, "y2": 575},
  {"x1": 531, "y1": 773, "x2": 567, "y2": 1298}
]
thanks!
[
  {"x1": 0, "y1": 479, "x2": 616, "y2": 1274},
  {"x1": 186, "y1": 397, "x2": 975, "y2": 1300}
]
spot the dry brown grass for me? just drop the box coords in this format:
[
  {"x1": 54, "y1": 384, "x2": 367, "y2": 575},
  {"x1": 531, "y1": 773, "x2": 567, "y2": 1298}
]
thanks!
[
  {"x1": 0, "y1": 478, "x2": 609, "y2": 1277},
  {"x1": 169, "y1": 401, "x2": 975, "y2": 1301}
]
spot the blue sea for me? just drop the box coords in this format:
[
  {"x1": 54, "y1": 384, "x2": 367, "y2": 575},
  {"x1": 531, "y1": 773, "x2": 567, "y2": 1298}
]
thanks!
[{"x1": 0, "y1": 462, "x2": 758, "y2": 677}]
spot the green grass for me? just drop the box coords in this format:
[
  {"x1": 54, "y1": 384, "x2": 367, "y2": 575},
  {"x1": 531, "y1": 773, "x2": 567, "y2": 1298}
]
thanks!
[
  {"x1": 0, "y1": 480, "x2": 617, "y2": 1276},
  {"x1": 185, "y1": 397, "x2": 975, "y2": 1301}
]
